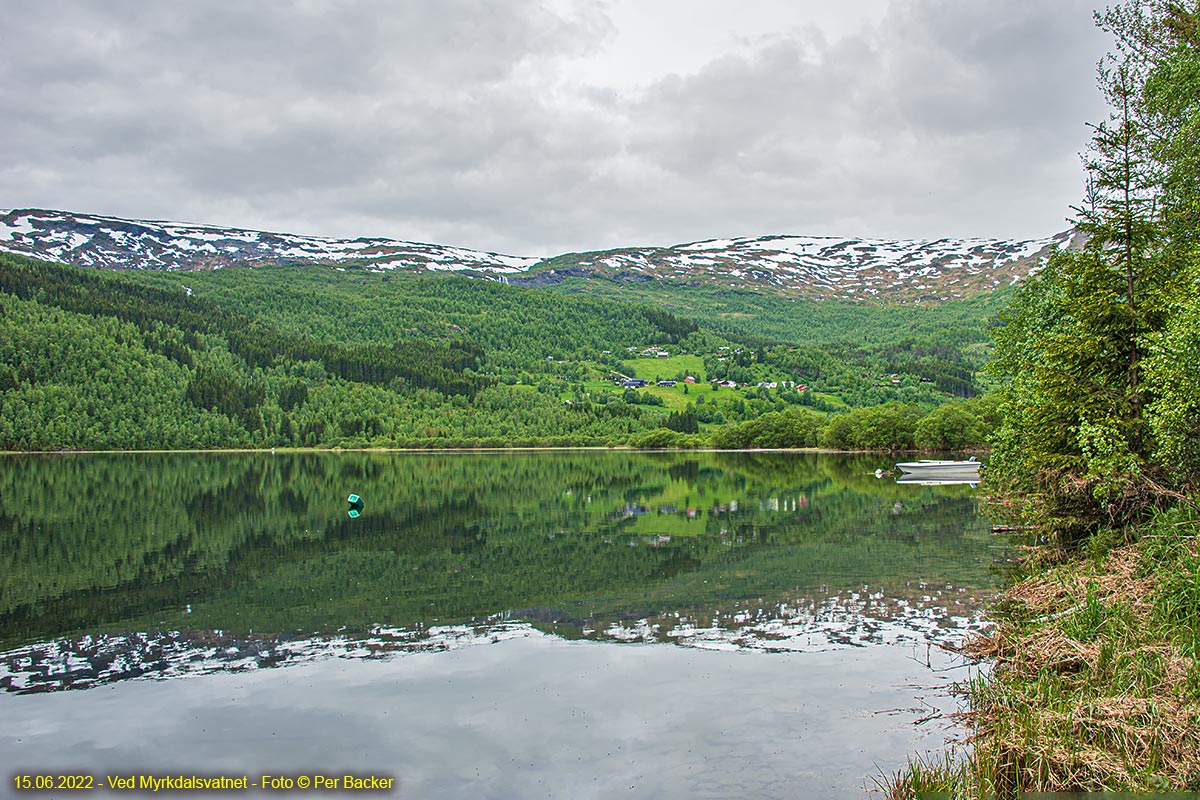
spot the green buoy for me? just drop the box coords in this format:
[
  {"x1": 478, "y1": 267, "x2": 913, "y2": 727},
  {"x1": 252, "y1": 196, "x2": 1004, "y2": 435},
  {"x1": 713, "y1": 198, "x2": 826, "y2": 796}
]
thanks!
[{"x1": 347, "y1": 493, "x2": 364, "y2": 518}]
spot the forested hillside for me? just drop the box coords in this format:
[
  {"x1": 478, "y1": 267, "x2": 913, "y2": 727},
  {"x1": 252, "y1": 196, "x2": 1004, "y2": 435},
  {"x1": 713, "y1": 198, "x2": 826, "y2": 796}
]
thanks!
[{"x1": 0, "y1": 249, "x2": 998, "y2": 451}]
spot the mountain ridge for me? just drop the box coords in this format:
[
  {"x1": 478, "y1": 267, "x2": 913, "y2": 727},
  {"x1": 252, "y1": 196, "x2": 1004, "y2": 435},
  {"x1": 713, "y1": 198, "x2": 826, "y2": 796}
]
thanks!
[{"x1": 0, "y1": 207, "x2": 1082, "y2": 301}]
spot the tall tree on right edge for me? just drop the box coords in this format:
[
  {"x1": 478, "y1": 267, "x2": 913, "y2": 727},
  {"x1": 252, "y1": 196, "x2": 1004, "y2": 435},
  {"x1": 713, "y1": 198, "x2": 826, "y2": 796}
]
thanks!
[
  {"x1": 986, "y1": 1, "x2": 1195, "y2": 542},
  {"x1": 1139, "y1": 3, "x2": 1200, "y2": 490}
]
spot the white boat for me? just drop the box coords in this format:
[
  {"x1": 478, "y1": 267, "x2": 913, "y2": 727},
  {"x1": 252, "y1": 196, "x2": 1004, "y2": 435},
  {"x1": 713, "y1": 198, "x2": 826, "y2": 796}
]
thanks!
[{"x1": 894, "y1": 458, "x2": 982, "y2": 479}]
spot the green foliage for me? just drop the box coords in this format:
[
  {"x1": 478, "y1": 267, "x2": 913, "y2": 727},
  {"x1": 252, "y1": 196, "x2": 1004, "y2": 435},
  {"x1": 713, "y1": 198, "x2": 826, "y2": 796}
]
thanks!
[
  {"x1": 0, "y1": 292, "x2": 246, "y2": 450},
  {"x1": 551, "y1": 274, "x2": 1007, "y2": 351},
  {"x1": 818, "y1": 403, "x2": 930, "y2": 452},
  {"x1": 664, "y1": 409, "x2": 699, "y2": 434},
  {"x1": 712, "y1": 408, "x2": 824, "y2": 449},
  {"x1": 0, "y1": 253, "x2": 685, "y2": 449},
  {"x1": 628, "y1": 428, "x2": 697, "y2": 449},
  {"x1": 1146, "y1": 284, "x2": 1200, "y2": 478},
  {"x1": 170, "y1": 258, "x2": 973, "y2": 414},
  {"x1": 0, "y1": 253, "x2": 490, "y2": 398},
  {"x1": 640, "y1": 308, "x2": 698, "y2": 342},
  {"x1": 0, "y1": 230, "x2": 1002, "y2": 452},
  {"x1": 186, "y1": 365, "x2": 266, "y2": 431},
  {"x1": 985, "y1": 1, "x2": 1200, "y2": 542},
  {"x1": 278, "y1": 379, "x2": 308, "y2": 413},
  {"x1": 127, "y1": 263, "x2": 700, "y2": 378},
  {"x1": 621, "y1": 388, "x2": 664, "y2": 407},
  {"x1": 914, "y1": 402, "x2": 987, "y2": 451}
]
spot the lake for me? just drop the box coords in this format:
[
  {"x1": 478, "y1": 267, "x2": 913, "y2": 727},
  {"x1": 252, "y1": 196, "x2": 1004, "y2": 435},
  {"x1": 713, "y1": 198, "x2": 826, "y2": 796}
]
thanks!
[{"x1": 0, "y1": 451, "x2": 1002, "y2": 798}]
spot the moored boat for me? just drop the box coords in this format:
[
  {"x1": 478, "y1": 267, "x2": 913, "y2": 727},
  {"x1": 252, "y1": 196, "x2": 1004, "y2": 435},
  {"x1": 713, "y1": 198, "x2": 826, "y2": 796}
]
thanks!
[{"x1": 894, "y1": 458, "x2": 982, "y2": 479}]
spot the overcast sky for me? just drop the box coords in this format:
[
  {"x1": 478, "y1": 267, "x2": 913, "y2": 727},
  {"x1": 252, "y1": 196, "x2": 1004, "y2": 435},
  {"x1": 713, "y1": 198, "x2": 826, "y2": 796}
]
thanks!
[{"x1": 1, "y1": 1, "x2": 1113, "y2": 256}]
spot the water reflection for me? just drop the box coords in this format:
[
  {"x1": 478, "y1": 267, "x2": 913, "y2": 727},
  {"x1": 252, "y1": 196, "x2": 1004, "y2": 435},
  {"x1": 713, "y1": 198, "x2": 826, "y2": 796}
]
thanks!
[
  {"x1": 894, "y1": 475, "x2": 980, "y2": 487},
  {"x1": 0, "y1": 632, "x2": 975, "y2": 799},
  {"x1": 0, "y1": 451, "x2": 1003, "y2": 691},
  {"x1": 0, "y1": 582, "x2": 991, "y2": 695}
]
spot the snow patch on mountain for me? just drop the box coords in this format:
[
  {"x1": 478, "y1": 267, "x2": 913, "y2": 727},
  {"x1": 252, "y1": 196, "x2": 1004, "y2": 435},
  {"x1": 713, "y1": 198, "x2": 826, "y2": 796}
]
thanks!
[
  {"x1": 0, "y1": 208, "x2": 541, "y2": 274},
  {"x1": 550, "y1": 229, "x2": 1080, "y2": 299},
  {"x1": 0, "y1": 207, "x2": 1082, "y2": 300}
]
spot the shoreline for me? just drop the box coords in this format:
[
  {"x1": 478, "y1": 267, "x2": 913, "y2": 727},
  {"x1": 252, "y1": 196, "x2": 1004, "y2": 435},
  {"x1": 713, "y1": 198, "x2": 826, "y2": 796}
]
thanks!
[
  {"x1": 886, "y1": 517, "x2": 1200, "y2": 796},
  {"x1": 0, "y1": 446, "x2": 983, "y2": 456}
]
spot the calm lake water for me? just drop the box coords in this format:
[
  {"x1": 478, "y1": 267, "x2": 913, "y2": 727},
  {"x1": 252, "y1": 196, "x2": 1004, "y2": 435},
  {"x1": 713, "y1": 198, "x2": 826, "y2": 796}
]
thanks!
[{"x1": 0, "y1": 451, "x2": 1002, "y2": 798}]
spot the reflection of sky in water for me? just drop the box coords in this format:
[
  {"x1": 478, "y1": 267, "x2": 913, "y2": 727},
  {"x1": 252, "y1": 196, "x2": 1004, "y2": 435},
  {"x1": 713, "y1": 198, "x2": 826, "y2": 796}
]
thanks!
[
  {"x1": 0, "y1": 452, "x2": 999, "y2": 796},
  {"x1": 1, "y1": 585, "x2": 990, "y2": 694},
  {"x1": 1, "y1": 634, "x2": 979, "y2": 799},
  {"x1": 596, "y1": 585, "x2": 989, "y2": 651},
  {"x1": 0, "y1": 589, "x2": 990, "y2": 796}
]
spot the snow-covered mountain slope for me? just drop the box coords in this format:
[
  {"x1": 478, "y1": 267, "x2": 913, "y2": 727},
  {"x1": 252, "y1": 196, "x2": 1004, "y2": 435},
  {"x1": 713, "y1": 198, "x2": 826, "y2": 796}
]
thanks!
[
  {"x1": 521, "y1": 230, "x2": 1083, "y2": 300},
  {"x1": 0, "y1": 207, "x2": 1082, "y2": 301},
  {"x1": 0, "y1": 208, "x2": 539, "y2": 273}
]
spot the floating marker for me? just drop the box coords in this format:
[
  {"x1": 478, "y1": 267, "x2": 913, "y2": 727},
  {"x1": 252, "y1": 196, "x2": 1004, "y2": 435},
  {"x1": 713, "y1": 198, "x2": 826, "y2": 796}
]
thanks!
[{"x1": 347, "y1": 493, "x2": 364, "y2": 518}]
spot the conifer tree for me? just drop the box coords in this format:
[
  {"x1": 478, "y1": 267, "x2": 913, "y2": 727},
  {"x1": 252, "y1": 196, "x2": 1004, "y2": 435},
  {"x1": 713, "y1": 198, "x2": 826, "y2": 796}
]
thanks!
[{"x1": 986, "y1": 0, "x2": 1197, "y2": 539}]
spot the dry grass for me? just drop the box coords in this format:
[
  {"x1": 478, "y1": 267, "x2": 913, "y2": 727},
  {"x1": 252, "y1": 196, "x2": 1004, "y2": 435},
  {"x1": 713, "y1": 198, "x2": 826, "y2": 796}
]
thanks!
[
  {"x1": 971, "y1": 543, "x2": 1200, "y2": 792},
  {"x1": 889, "y1": 534, "x2": 1200, "y2": 797},
  {"x1": 1002, "y1": 544, "x2": 1155, "y2": 618}
]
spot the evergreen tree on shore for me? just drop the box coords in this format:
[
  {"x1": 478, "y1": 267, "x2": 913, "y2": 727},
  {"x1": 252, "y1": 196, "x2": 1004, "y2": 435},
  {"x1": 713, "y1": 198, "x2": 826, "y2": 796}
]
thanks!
[{"x1": 988, "y1": 0, "x2": 1200, "y2": 542}]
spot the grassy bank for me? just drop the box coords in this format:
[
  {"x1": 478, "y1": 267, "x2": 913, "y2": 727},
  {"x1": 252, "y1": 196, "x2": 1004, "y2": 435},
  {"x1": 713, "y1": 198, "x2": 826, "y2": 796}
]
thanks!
[{"x1": 885, "y1": 507, "x2": 1200, "y2": 797}]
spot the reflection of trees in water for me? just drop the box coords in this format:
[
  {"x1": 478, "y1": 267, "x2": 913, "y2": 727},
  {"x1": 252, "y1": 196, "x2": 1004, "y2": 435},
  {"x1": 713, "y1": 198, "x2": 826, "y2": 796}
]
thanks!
[
  {"x1": 0, "y1": 452, "x2": 997, "y2": 649},
  {"x1": 667, "y1": 459, "x2": 699, "y2": 483}
]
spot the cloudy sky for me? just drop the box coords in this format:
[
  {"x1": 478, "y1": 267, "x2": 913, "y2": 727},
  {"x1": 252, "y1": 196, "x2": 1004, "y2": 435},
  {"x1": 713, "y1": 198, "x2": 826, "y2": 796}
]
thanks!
[{"x1": 1, "y1": 1, "x2": 1112, "y2": 256}]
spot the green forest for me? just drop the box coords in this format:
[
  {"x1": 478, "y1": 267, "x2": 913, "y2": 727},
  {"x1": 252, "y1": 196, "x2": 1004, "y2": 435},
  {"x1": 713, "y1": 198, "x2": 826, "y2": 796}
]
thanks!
[
  {"x1": 0, "y1": 249, "x2": 998, "y2": 451},
  {"x1": 983, "y1": 2, "x2": 1200, "y2": 543}
]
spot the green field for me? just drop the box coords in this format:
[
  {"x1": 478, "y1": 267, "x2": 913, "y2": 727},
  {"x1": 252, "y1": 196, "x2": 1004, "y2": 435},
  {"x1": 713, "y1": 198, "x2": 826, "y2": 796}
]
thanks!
[{"x1": 620, "y1": 355, "x2": 706, "y2": 381}]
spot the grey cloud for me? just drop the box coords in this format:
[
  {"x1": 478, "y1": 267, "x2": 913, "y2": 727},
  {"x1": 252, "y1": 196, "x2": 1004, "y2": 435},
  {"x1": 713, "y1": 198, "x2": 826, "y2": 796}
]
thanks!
[
  {"x1": 1, "y1": 0, "x2": 1110, "y2": 254},
  {"x1": 881, "y1": 1, "x2": 1107, "y2": 138},
  {"x1": 602, "y1": 0, "x2": 1109, "y2": 242}
]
